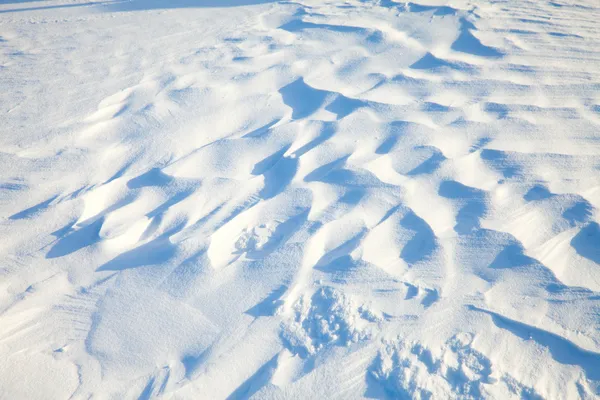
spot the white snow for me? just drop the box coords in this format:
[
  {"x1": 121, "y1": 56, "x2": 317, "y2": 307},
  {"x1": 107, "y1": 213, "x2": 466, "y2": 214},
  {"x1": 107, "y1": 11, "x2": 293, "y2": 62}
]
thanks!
[{"x1": 2, "y1": 0, "x2": 600, "y2": 398}]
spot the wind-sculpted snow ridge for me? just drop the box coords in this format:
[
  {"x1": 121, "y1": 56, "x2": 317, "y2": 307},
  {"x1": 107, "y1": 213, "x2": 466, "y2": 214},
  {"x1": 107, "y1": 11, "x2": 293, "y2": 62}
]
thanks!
[{"x1": 1, "y1": 0, "x2": 600, "y2": 398}]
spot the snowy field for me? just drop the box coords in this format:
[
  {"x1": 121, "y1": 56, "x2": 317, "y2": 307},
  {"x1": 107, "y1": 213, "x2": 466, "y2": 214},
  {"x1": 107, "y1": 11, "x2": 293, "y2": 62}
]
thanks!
[{"x1": 2, "y1": 0, "x2": 600, "y2": 398}]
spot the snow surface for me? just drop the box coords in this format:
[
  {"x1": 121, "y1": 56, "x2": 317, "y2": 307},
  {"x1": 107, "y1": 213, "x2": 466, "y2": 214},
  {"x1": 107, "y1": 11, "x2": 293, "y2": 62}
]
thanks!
[{"x1": 2, "y1": 0, "x2": 600, "y2": 398}]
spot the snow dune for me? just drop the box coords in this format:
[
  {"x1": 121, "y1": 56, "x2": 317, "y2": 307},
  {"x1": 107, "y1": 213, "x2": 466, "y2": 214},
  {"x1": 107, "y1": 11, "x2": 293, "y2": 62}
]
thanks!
[{"x1": 2, "y1": 0, "x2": 600, "y2": 398}]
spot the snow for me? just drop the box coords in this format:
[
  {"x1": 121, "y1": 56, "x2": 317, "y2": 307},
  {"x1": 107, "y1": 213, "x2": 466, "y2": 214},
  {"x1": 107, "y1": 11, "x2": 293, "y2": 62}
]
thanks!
[{"x1": 1, "y1": 0, "x2": 600, "y2": 398}]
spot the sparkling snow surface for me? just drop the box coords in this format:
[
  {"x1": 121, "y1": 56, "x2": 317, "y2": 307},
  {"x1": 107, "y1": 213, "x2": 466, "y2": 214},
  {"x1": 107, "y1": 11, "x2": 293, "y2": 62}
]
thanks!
[{"x1": 2, "y1": 0, "x2": 600, "y2": 398}]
